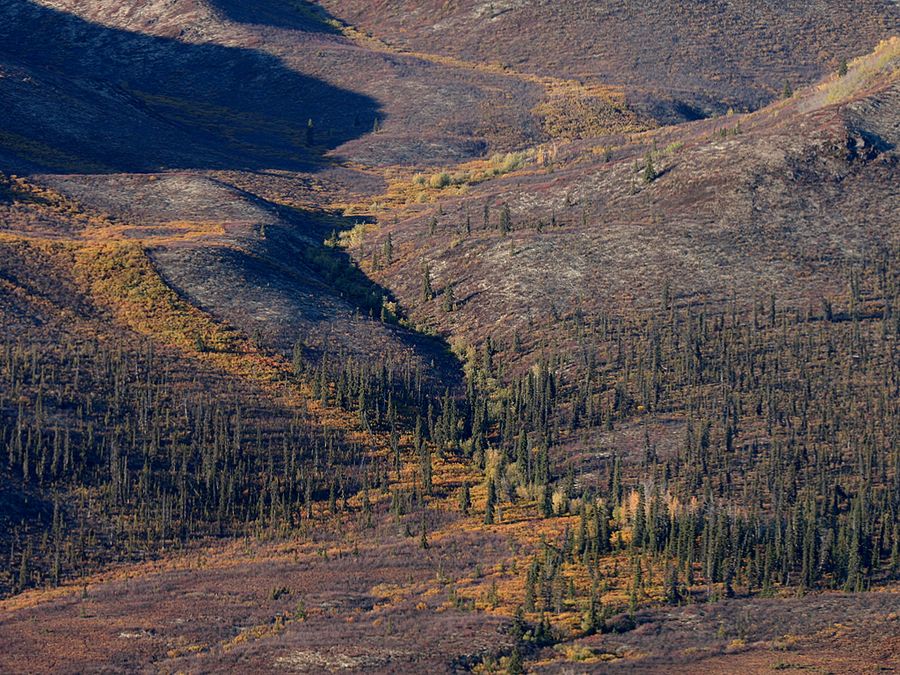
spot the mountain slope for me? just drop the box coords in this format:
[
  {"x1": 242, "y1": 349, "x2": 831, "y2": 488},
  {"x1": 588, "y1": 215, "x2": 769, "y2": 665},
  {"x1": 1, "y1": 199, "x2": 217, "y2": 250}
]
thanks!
[
  {"x1": 0, "y1": 4, "x2": 897, "y2": 673},
  {"x1": 320, "y1": 0, "x2": 900, "y2": 121},
  {"x1": 0, "y1": 0, "x2": 549, "y2": 171},
  {"x1": 363, "y1": 38, "x2": 900, "y2": 372}
]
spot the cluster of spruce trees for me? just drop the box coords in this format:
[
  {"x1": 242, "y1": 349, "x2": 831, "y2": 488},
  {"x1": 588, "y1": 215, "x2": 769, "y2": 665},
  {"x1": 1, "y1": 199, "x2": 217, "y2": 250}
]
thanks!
[
  {"x1": 455, "y1": 253, "x2": 898, "y2": 613},
  {"x1": 318, "y1": 250, "x2": 898, "y2": 609},
  {"x1": 2, "y1": 241, "x2": 896, "y2": 615},
  {"x1": 0, "y1": 337, "x2": 406, "y2": 594}
]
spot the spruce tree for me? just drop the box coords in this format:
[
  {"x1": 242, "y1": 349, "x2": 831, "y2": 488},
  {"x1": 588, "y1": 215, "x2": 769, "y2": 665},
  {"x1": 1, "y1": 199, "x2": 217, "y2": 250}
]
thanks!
[
  {"x1": 485, "y1": 478, "x2": 497, "y2": 524},
  {"x1": 421, "y1": 263, "x2": 434, "y2": 301},
  {"x1": 459, "y1": 482, "x2": 471, "y2": 515},
  {"x1": 643, "y1": 152, "x2": 657, "y2": 183}
]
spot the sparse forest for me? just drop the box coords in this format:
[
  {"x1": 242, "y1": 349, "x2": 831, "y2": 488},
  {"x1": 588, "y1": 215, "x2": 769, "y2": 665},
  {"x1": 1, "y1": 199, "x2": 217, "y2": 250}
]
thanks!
[{"x1": 0, "y1": 1, "x2": 897, "y2": 672}]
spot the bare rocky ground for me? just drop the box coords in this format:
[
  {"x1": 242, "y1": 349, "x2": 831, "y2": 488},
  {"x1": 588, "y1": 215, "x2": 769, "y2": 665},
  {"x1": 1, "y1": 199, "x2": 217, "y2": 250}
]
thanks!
[
  {"x1": 320, "y1": 0, "x2": 900, "y2": 122},
  {"x1": 0, "y1": 0, "x2": 555, "y2": 380},
  {"x1": 0, "y1": 0, "x2": 545, "y2": 172},
  {"x1": 26, "y1": 169, "x2": 463, "y2": 392}
]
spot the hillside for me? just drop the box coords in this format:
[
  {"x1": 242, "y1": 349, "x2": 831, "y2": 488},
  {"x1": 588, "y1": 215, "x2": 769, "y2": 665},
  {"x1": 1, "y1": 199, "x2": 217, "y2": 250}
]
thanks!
[
  {"x1": 321, "y1": 0, "x2": 900, "y2": 122},
  {"x1": 364, "y1": 39, "x2": 900, "y2": 372},
  {"x1": 0, "y1": 0, "x2": 547, "y2": 171},
  {"x1": 0, "y1": 2, "x2": 898, "y2": 673}
]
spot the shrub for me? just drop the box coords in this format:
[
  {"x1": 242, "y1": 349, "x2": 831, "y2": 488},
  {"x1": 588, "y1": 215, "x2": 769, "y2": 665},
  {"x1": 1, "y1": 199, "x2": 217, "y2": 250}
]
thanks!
[{"x1": 428, "y1": 172, "x2": 452, "y2": 189}]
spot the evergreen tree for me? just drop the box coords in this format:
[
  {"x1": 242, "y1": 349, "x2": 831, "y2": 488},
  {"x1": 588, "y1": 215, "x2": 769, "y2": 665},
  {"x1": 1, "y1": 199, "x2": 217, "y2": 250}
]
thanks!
[
  {"x1": 420, "y1": 512, "x2": 429, "y2": 550},
  {"x1": 485, "y1": 478, "x2": 497, "y2": 525},
  {"x1": 500, "y1": 203, "x2": 511, "y2": 233},
  {"x1": 665, "y1": 564, "x2": 681, "y2": 605},
  {"x1": 643, "y1": 153, "x2": 657, "y2": 183},
  {"x1": 443, "y1": 284, "x2": 455, "y2": 313},
  {"x1": 382, "y1": 233, "x2": 393, "y2": 264},
  {"x1": 459, "y1": 482, "x2": 471, "y2": 515},
  {"x1": 541, "y1": 483, "x2": 554, "y2": 518},
  {"x1": 421, "y1": 263, "x2": 434, "y2": 301}
]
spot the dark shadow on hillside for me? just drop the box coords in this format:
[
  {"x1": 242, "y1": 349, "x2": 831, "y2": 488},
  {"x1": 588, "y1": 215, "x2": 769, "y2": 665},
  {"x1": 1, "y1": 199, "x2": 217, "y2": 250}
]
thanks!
[
  {"x1": 145, "y1": 189, "x2": 465, "y2": 394},
  {"x1": 0, "y1": 0, "x2": 378, "y2": 173},
  {"x1": 253, "y1": 207, "x2": 463, "y2": 394},
  {"x1": 210, "y1": 0, "x2": 341, "y2": 33},
  {"x1": 273, "y1": 207, "x2": 465, "y2": 391}
]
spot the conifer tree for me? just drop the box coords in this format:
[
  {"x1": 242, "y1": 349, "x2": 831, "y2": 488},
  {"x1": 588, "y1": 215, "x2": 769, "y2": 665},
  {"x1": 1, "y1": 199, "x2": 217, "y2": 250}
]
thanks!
[
  {"x1": 643, "y1": 152, "x2": 657, "y2": 183},
  {"x1": 459, "y1": 482, "x2": 471, "y2": 515},
  {"x1": 421, "y1": 263, "x2": 434, "y2": 301},
  {"x1": 382, "y1": 233, "x2": 393, "y2": 264},
  {"x1": 485, "y1": 478, "x2": 497, "y2": 525}
]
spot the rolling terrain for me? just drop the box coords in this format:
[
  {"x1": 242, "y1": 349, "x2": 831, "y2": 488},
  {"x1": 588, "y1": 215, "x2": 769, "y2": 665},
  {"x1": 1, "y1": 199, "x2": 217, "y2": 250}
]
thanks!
[
  {"x1": 366, "y1": 38, "x2": 900, "y2": 372},
  {"x1": 321, "y1": 0, "x2": 899, "y2": 122},
  {"x1": 0, "y1": 1, "x2": 898, "y2": 673}
]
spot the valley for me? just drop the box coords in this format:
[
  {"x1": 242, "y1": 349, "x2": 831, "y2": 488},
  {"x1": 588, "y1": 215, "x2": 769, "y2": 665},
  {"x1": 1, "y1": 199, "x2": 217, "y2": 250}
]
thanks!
[{"x1": 0, "y1": 1, "x2": 898, "y2": 672}]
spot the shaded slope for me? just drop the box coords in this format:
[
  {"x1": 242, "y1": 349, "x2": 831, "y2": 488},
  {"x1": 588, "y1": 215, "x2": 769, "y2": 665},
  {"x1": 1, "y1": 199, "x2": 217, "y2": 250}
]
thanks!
[
  {"x1": 0, "y1": 0, "x2": 378, "y2": 173},
  {"x1": 0, "y1": 0, "x2": 548, "y2": 169},
  {"x1": 35, "y1": 171, "x2": 461, "y2": 380}
]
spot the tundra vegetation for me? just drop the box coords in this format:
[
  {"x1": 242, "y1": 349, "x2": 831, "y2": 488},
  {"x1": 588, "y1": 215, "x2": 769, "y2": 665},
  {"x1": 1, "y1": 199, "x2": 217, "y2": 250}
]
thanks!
[{"x1": 0, "y1": 1, "x2": 898, "y2": 673}]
